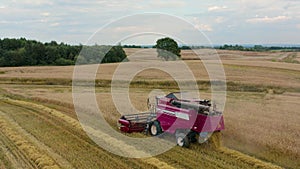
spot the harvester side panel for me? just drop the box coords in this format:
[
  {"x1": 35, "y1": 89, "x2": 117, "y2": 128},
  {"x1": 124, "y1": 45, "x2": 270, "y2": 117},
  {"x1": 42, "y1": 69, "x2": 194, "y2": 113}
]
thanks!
[
  {"x1": 156, "y1": 100, "x2": 198, "y2": 134},
  {"x1": 192, "y1": 114, "x2": 225, "y2": 133}
]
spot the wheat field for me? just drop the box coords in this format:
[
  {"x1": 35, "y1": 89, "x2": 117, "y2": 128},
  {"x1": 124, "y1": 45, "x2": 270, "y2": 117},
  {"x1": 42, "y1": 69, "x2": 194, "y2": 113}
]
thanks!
[{"x1": 0, "y1": 49, "x2": 299, "y2": 168}]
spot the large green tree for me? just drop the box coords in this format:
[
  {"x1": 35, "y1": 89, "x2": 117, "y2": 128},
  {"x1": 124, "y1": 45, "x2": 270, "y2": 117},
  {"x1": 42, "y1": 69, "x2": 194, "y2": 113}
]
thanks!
[{"x1": 155, "y1": 37, "x2": 181, "y2": 60}]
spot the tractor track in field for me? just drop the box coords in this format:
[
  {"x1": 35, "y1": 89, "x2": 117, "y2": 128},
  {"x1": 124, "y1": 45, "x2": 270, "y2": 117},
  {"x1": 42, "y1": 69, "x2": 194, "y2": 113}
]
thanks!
[
  {"x1": 158, "y1": 144, "x2": 254, "y2": 169},
  {"x1": 0, "y1": 119, "x2": 43, "y2": 169},
  {"x1": 0, "y1": 102, "x2": 146, "y2": 169},
  {"x1": 162, "y1": 150, "x2": 215, "y2": 169},
  {"x1": 161, "y1": 148, "x2": 227, "y2": 169},
  {"x1": 0, "y1": 98, "x2": 172, "y2": 169},
  {"x1": 0, "y1": 131, "x2": 35, "y2": 169},
  {"x1": 160, "y1": 145, "x2": 229, "y2": 169},
  {"x1": 0, "y1": 110, "x2": 74, "y2": 169},
  {"x1": 0, "y1": 97, "x2": 283, "y2": 169},
  {"x1": 0, "y1": 111, "x2": 60, "y2": 169},
  {"x1": 184, "y1": 145, "x2": 246, "y2": 168}
]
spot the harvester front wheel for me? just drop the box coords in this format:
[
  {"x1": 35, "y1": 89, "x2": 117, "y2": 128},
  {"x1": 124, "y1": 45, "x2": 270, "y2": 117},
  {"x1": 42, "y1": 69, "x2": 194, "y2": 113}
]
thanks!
[
  {"x1": 176, "y1": 133, "x2": 190, "y2": 148},
  {"x1": 149, "y1": 121, "x2": 162, "y2": 136}
]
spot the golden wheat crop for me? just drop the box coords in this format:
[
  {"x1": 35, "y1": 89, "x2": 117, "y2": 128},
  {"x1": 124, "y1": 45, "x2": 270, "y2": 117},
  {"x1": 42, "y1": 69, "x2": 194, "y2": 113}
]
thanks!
[{"x1": 0, "y1": 49, "x2": 299, "y2": 168}]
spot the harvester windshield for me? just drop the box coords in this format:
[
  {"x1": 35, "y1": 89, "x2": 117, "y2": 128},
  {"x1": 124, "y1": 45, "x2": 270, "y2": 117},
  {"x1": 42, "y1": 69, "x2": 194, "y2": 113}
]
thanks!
[{"x1": 166, "y1": 92, "x2": 195, "y2": 101}]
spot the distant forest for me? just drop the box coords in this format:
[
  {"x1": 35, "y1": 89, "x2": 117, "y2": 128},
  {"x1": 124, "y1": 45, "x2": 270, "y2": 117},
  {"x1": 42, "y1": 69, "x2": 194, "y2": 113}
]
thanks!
[
  {"x1": 218, "y1": 44, "x2": 300, "y2": 52},
  {"x1": 0, "y1": 38, "x2": 127, "y2": 67},
  {"x1": 124, "y1": 44, "x2": 300, "y2": 51}
]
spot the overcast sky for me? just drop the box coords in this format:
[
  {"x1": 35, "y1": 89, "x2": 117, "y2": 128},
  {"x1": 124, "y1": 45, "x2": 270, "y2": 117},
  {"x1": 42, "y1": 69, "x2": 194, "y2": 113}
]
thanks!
[{"x1": 0, "y1": 0, "x2": 299, "y2": 45}]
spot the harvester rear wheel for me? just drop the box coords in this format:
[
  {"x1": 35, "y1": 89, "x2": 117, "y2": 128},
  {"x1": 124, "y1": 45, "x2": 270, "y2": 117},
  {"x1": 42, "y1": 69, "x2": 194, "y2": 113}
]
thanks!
[
  {"x1": 176, "y1": 133, "x2": 190, "y2": 148},
  {"x1": 149, "y1": 121, "x2": 162, "y2": 136}
]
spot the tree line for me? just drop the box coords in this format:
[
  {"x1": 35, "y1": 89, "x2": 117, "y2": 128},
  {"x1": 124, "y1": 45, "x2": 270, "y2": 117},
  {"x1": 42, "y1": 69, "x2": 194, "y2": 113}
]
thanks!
[
  {"x1": 0, "y1": 38, "x2": 127, "y2": 67},
  {"x1": 122, "y1": 43, "x2": 300, "y2": 52},
  {"x1": 218, "y1": 44, "x2": 300, "y2": 52}
]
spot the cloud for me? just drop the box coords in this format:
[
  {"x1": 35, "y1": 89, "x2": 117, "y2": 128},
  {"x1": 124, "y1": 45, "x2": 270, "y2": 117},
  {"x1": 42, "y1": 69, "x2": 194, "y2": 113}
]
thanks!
[
  {"x1": 208, "y1": 5, "x2": 227, "y2": 11},
  {"x1": 194, "y1": 24, "x2": 212, "y2": 32},
  {"x1": 50, "y1": 22, "x2": 60, "y2": 27},
  {"x1": 112, "y1": 26, "x2": 153, "y2": 33},
  {"x1": 215, "y1": 17, "x2": 225, "y2": 23},
  {"x1": 41, "y1": 12, "x2": 50, "y2": 16},
  {"x1": 149, "y1": 0, "x2": 186, "y2": 8},
  {"x1": 1, "y1": 0, "x2": 299, "y2": 44},
  {"x1": 14, "y1": 0, "x2": 53, "y2": 6},
  {"x1": 0, "y1": 20, "x2": 10, "y2": 24},
  {"x1": 189, "y1": 17, "x2": 212, "y2": 31},
  {"x1": 0, "y1": 19, "x2": 46, "y2": 24},
  {"x1": 246, "y1": 15, "x2": 291, "y2": 23}
]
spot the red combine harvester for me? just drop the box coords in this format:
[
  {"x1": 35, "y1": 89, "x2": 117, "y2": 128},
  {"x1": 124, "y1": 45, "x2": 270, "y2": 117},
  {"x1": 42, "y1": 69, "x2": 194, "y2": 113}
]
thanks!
[{"x1": 118, "y1": 92, "x2": 225, "y2": 147}]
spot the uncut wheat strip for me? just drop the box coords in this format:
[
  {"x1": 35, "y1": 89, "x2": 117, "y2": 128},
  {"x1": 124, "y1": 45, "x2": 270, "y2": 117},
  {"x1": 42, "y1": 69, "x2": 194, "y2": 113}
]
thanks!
[
  {"x1": 0, "y1": 110, "x2": 74, "y2": 169},
  {"x1": 217, "y1": 147, "x2": 283, "y2": 169},
  {"x1": 5, "y1": 98, "x2": 175, "y2": 169},
  {"x1": 0, "y1": 111, "x2": 60, "y2": 169}
]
